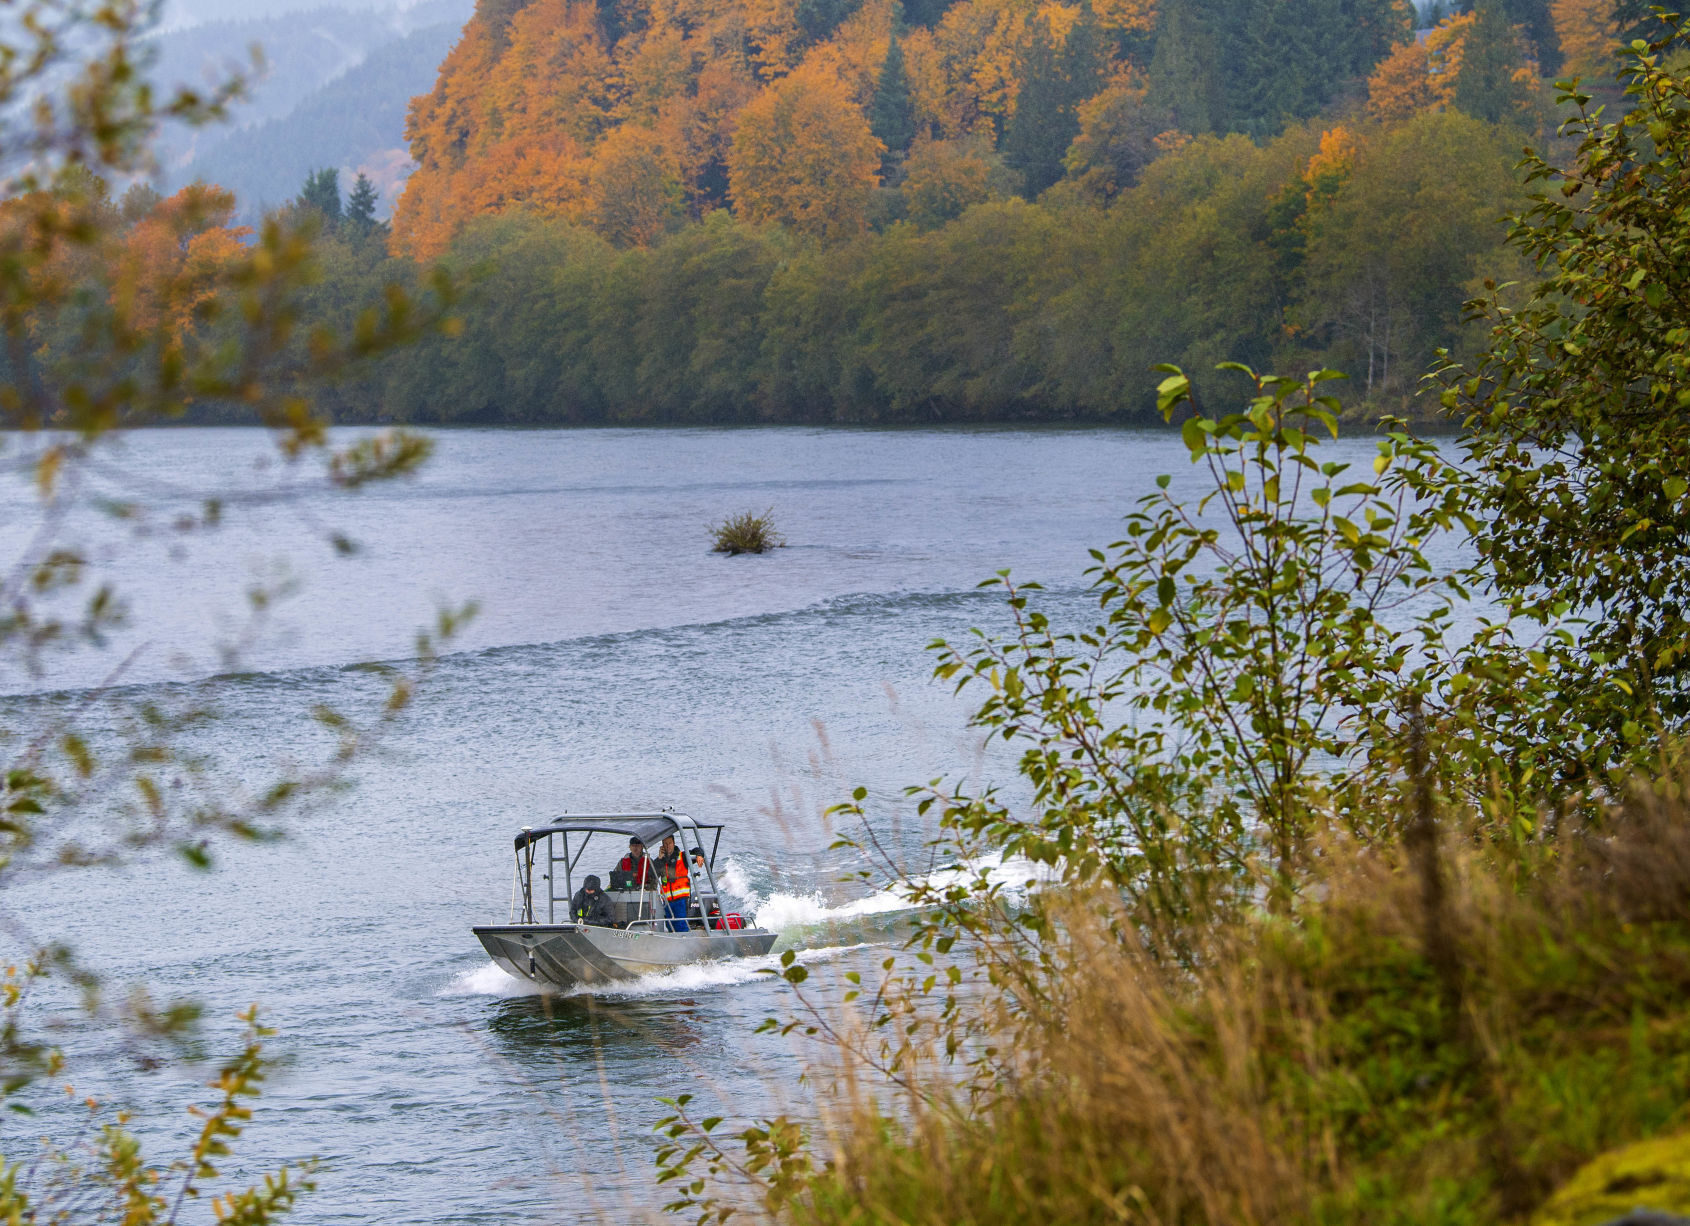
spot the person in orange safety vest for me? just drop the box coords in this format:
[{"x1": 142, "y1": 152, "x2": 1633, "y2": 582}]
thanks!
[{"x1": 656, "y1": 834, "x2": 691, "y2": 933}]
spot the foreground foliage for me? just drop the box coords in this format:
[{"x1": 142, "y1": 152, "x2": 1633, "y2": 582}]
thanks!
[
  {"x1": 0, "y1": 0, "x2": 458, "y2": 1221},
  {"x1": 650, "y1": 18, "x2": 1690, "y2": 1225},
  {"x1": 670, "y1": 790, "x2": 1690, "y2": 1225}
]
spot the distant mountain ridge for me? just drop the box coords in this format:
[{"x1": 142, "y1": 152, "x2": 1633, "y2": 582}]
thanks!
[{"x1": 150, "y1": 0, "x2": 473, "y2": 216}]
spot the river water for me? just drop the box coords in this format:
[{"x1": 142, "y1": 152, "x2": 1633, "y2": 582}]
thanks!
[{"x1": 0, "y1": 425, "x2": 1419, "y2": 1222}]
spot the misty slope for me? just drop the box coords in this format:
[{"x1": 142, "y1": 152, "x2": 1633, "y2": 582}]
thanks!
[
  {"x1": 179, "y1": 18, "x2": 471, "y2": 215},
  {"x1": 164, "y1": 0, "x2": 396, "y2": 22},
  {"x1": 151, "y1": 0, "x2": 472, "y2": 200}
]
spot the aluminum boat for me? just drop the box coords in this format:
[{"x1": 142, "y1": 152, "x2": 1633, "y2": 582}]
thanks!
[{"x1": 471, "y1": 812, "x2": 777, "y2": 989}]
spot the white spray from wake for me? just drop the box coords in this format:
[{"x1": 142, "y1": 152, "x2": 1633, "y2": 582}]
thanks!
[{"x1": 726, "y1": 851, "x2": 1052, "y2": 933}]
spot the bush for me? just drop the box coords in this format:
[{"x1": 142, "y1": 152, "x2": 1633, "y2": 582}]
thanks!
[{"x1": 710, "y1": 508, "x2": 784, "y2": 555}]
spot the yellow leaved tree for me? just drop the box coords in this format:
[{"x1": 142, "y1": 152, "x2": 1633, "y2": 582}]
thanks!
[
  {"x1": 1552, "y1": 0, "x2": 1620, "y2": 83},
  {"x1": 1367, "y1": 11, "x2": 1475, "y2": 121},
  {"x1": 727, "y1": 65, "x2": 883, "y2": 239}
]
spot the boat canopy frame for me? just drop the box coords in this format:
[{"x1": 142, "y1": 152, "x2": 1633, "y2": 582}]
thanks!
[{"x1": 509, "y1": 812, "x2": 727, "y2": 925}]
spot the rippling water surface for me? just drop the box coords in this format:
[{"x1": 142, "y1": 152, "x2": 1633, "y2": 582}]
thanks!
[{"x1": 0, "y1": 425, "x2": 1417, "y2": 1222}]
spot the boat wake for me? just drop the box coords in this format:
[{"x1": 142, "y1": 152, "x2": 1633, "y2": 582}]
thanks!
[
  {"x1": 725, "y1": 852, "x2": 1052, "y2": 934},
  {"x1": 442, "y1": 942, "x2": 874, "y2": 1000}
]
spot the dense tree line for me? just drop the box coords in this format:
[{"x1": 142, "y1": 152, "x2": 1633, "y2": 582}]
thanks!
[
  {"x1": 293, "y1": 105, "x2": 1522, "y2": 425},
  {"x1": 100, "y1": 0, "x2": 1634, "y2": 425}
]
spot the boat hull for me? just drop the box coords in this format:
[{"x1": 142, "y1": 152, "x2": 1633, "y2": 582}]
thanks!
[{"x1": 471, "y1": 923, "x2": 778, "y2": 989}]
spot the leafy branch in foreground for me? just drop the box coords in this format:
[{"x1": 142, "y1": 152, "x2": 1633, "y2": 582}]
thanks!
[
  {"x1": 920, "y1": 365, "x2": 1470, "y2": 932},
  {"x1": 3, "y1": 1005, "x2": 310, "y2": 1225},
  {"x1": 1437, "y1": 7, "x2": 1690, "y2": 794},
  {"x1": 0, "y1": 0, "x2": 465, "y2": 1218}
]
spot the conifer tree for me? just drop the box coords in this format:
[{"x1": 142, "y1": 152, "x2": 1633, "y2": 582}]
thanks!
[
  {"x1": 1147, "y1": 0, "x2": 1220, "y2": 133},
  {"x1": 1498, "y1": 0, "x2": 1560, "y2": 71},
  {"x1": 480, "y1": 0, "x2": 536, "y2": 43},
  {"x1": 1149, "y1": 0, "x2": 1408, "y2": 137},
  {"x1": 1454, "y1": 0, "x2": 1535, "y2": 124},
  {"x1": 871, "y1": 36, "x2": 917, "y2": 178},
  {"x1": 299, "y1": 167, "x2": 343, "y2": 225},
  {"x1": 1002, "y1": 6, "x2": 1103, "y2": 197},
  {"x1": 347, "y1": 172, "x2": 380, "y2": 235}
]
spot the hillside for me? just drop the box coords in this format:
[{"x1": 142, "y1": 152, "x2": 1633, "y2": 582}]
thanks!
[
  {"x1": 150, "y1": 1, "x2": 472, "y2": 208},
  {"x1": 179, "y1": 16, "x2": 472, "y2": 216}
]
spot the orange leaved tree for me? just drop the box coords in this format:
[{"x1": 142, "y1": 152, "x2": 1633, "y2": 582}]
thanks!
[
  {"x1": 1366, "y1": 11, "x2": 1475, "y2": 122},
  {"x1": 727, "y1": 65, "x2": 882, "y2": 240}
]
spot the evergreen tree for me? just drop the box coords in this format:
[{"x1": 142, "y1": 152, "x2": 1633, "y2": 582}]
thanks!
[
  {"x1": 1149, "y1": 0, "x2": 1408, "y2": 137},
  {"x1": 299, "y1": 167, "x2": 343, "y2": 225},
  {"x1": 595, "y1": 0, "x2": 625, "y2": 43},
  {"x1": 346, "y1": 172, "x2": 380, "y2": 236},
  {"x1": 1147, "y1": 0, "x2": 1220, "y2": 133},
  {"x1": 118, "y1": 182, "x2": 162, "y2": 226},
  {"x1": 1002, "y1": 7, "x2": 1103, "y2": 197},
  {"x1": 795, "y1": 0, "x2": 862, "y2": 44},
  {"x1": 900, "y1": 0, "x2": 954, "y2": 26},
  {"x1": 1454, "y1": 0, "x2": 1534, "y2": 123},
  {"x1": 870, "y1": 37, "x2": 917, "y2": 178},
  {"x1": 1497, "y1": 0, "x2": 1559, "y2": 72},
  {"x1": 480, "y1": 0, "x2": 536, "y2": 44}
]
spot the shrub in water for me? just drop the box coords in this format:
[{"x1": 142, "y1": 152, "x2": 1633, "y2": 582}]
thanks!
[{"x1": 710, "y1": 508, "x2": 784, "y2": 555}]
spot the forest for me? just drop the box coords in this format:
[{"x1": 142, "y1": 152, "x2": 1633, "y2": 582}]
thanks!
[
  {"x1": 0, "y1": 0, "x2": 1637, "y2": 424},
  {"x1": 122, "y1": 0, "x2": 1629, "y2": 425}
]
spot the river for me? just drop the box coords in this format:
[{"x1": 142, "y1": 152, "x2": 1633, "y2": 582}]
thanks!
[{"x1": 0, "y1": 425, "x2": 1416, "y2": 1222}]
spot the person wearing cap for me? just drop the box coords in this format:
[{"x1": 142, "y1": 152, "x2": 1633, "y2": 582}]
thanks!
[
  {"x1": 614, "y1": 837, "x2": 658, "y2": 890},
  {"x1": 570, "y1": 874, "x2": 614, "y2": 927}
]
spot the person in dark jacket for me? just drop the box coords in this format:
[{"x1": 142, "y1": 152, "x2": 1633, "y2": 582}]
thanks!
[
  {"x1": 570, "y1": 874, "x2": 614, "y2": 927},
  {"x1": 614, "y1": 837, "x2": 658, "y2": 889}
]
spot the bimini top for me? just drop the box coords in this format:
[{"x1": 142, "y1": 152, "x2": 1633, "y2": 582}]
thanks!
[{"x1": 511, "y1": 812, "x2": 721, "y2": 852}]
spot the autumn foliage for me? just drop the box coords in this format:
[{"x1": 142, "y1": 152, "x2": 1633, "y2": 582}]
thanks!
[
  {"x1": 0, "y1": 178, "x2": 256, "y2": 389},
  {"x1": 110, "y1": 185, "x2": 251, "y2": 338},
  {"x1": 394, "y1": 0, "x2": 1190, "y2": 255},
  {"x1": 389, "y1": 0, "x2": 1570, "y2": 256},
  {"x1": 1552, "y1": 0, "x2": 1621, "y2": 82},
  {"x1": 728, "y1": 66, "x2": 881, "y2": 239},
  {"x1": 1366, "y1": 12, "x2": 1475, "y2": 121}
]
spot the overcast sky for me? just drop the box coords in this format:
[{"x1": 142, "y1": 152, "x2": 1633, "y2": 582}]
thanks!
[{"x1": 163, "y1": 0, "x2": 418, "y2": 27}]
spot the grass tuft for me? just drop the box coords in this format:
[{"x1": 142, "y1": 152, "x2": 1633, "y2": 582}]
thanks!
[{"x1": 710, "y1": 508, "x2": 784, "y2": 555}]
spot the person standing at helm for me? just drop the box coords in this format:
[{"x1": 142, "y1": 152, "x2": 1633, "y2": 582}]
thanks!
[
  {"x1": 615, "y1": 836, "x2": 658, "y2": 890},
  {"x1": 656, "y1": 834, "x2": 691, "y2": 933}
]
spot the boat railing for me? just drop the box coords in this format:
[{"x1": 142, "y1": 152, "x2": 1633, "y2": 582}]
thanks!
[{"x1": 506, "y1": 815, "x2": 728, "y2": 928}]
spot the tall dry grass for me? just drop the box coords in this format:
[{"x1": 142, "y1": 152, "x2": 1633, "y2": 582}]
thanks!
[{"x1": 761, "y1": 783, "x2": 1690, "y2": 1226}]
